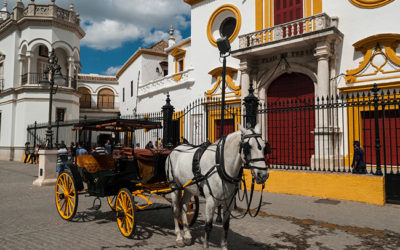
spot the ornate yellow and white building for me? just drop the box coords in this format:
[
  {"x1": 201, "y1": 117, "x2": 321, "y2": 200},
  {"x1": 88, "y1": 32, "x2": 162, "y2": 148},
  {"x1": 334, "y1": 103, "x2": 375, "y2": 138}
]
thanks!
[{"x1": 117, "y1": 0, "x2": 400, "y2": 204}]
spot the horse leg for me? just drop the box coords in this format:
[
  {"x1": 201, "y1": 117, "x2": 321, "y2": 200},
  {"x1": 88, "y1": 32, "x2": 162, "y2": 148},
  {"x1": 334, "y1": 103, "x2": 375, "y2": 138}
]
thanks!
[
  {"x1": 180, "y1": 191, "x2": 193, "y2": 245},
  {"x1": 221, "y1": 203, "x2": 232, "y2": 250},
  {"x1": 171, "y1": 190, "x2": 185, "y2": 247},
  {"x1": 203, "y1": 198, "x2": 216, "y2": 249}
]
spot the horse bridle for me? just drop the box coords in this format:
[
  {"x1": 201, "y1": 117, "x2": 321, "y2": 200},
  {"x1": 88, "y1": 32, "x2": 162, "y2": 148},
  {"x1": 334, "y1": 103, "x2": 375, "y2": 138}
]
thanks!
[{"x1": 240, "y1": 130, "x2": 268, "y2": 172}]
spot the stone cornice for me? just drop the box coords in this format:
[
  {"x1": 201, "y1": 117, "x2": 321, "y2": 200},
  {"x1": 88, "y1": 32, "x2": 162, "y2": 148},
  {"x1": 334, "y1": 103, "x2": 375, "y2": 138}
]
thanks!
[
  {"x1": 0, "y1": 15, "x2": 85, "y2": 41},
  {"x1": 0, "y1": 85, "x2": 80, "y2": 99}
]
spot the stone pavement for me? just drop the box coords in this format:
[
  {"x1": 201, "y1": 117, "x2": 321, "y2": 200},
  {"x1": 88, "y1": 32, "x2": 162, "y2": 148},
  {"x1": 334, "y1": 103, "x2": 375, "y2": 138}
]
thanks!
[{"x1": 0, "y1": 160, "x2": 399, "y2": 250}]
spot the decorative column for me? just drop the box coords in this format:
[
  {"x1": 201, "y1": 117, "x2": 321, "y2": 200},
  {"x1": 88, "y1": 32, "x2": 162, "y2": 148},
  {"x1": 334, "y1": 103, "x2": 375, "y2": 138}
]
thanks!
[
  {"x1": 68, "y1": 56, "x2": 74, "y2": 88},
  {"x1": 314, "y1": 41, "x2": 331, "y2": 100},
  {"x1": 26, "y1": 52, "x2": 33, "y2": 84},
  {"x1": 312, "y1": 41, "x2": 342, "y2": 171},
  {"x1": 162, "y1": 94, "x2": 174, "y2": 148},
  {"x1": 18, "y1": 54, "x2": 25, "y2": 86},
  {"x1": 239, "y1": 60, "x2": 250, "y2": 100}
]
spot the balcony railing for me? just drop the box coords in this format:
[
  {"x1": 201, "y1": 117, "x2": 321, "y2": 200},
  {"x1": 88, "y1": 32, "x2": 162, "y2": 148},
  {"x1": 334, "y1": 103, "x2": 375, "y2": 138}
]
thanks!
[
  {"x1": 239, "y1": 13, "x2": 337, "y2": 49},
  {"x1": 138, "y1": 68, "x2": 194, "y2": 98},
  {"x1": 0, "y1": 79, "x2": 3, "y2": 92},
  {"x1": 23, "y1": 4, "x2": 80, "y2": 25},
  {"x1": 21, "y1": 73, "x2": 76, "y2": 88}
]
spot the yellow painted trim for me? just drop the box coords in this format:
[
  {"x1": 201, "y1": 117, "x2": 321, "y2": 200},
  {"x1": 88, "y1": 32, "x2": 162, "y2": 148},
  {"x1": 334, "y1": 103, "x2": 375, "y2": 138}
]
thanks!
[
  {"x1": 117, "y1": 49, "x2": 166, "y2": 78},
  {"x1": 256, "y1": 0, "x2": 263, "y2": 31},
  {"x1": 306, "y1": 0, "x2": 312, "y2": 17},
  {"x1": 313, "y1": 0, "x2": 322, "y2": 14},
  {"x1": 173, "y1": 111, "x2": 185, "y2": 143},
  {"x1": 206, "y1": 67, "x2": 241, "y2": 98},
  {"x1": 264, "y1": 0, "x2": 269, "y2": 29},
  {"x1": 173, "y1": 73, "x2": 183, "y2": 81},
  {"x1": 206, "y1": 105, "x2": 241, "y2": 142},
  {"x1": 183, "y1": 0, "x2": 204, "y2": 6},
  {"x1": 207, "y1": 4, "x2": 242, "y2": 47},
  {"x1": 346, "y1": 34, "x2": 400, "y2": 84},
  {"x1": 348, "y1": 0, "x2": 394, "y2": 8},
  {"x1": 243, "y1": 169, "x2": 385, "y2": 205},
  {"x1": 339, "y1": 81, "x2": 400, "y2": 92},
  {"x1": 353, "y1": 33, "x2": 400, "y2": 51},
  {"x1": 171, "y1": 48, "x2": 186, "y2": 58}
]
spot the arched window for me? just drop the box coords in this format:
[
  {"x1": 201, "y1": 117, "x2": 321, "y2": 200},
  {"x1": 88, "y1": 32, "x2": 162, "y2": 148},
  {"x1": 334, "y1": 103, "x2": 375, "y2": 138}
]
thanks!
[
  {"x1": 78, "y1": 87, "x2": 91, "y2": 108},
  {"x1": 98, "y1": 88, "x2": 114, "y2": 109}
]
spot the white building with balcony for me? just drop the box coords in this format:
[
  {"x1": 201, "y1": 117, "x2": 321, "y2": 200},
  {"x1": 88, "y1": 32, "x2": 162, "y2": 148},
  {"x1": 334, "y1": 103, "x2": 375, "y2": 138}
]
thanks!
[
  {"x1": 119, "y1": 0, "x2": 400, "y2": 169},
  {"x1": 0, "y1": 0, "x2": 84, "y2": 161}
]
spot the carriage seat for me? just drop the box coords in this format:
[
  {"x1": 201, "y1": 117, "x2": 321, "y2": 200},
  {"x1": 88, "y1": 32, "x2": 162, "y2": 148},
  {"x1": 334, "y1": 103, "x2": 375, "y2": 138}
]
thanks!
[{"x1": 76, "y1": 155, "x2": 115, "y2": 173}]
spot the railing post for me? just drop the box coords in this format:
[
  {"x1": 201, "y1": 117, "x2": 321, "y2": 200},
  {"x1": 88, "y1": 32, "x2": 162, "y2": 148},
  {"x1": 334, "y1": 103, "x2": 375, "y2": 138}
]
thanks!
[
  {"x1": 371, "y1": 83, "x2": 383, "y2": 176},
  {"x1": 162, "y1": 94, "x2": 175, "y2": 148},
  {"x1": 243, "y1": 80, "x2": 259, "y2": 128},
  {"x1": 55, "y1": 118, "x2": 60, "y2": 148}
]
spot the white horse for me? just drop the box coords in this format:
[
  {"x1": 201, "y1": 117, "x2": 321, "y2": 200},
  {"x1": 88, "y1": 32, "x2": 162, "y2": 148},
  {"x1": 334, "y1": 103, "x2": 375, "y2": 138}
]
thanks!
[{"x1": 166, "y1": 123, "x2": 269, "y2": 249}]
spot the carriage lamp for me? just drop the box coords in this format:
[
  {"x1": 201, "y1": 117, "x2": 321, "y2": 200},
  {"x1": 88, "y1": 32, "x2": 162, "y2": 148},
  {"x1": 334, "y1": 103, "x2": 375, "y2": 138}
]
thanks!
[{"x1": 44, "y1": 48, "x2": 63, "y2": 149}]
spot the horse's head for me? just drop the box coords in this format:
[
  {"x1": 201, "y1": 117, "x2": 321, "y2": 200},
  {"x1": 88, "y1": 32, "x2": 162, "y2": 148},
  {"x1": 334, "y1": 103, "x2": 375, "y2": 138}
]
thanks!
[{"x1": 239, "y1": 123, "x2": 269, "y2": 184}]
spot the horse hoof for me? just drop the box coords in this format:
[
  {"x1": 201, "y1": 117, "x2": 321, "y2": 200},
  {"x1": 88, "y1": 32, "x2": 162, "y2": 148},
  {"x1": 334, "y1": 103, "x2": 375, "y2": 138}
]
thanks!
[
  {"x1": 184, "y1": 237, "x2": 192, "y2": 246},
  {"x1": 176, "y1": 239, "x2": 185, "y2": 248}
]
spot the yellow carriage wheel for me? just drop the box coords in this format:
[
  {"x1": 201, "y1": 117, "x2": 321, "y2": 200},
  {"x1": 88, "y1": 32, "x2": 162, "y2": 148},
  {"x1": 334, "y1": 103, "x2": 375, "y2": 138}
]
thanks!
[
  {"x1": 115, "y1": 188, "x2": 136, "y2": 238},
  {"x1": 55, "y1": 172, "x2": 78, "y2": 221},
  {"x1": 107, "y1": 195, "x2": 117, "y2": 211},
  {"x1": 178, "y1": 195, "x2": 199, "y2": 227}
]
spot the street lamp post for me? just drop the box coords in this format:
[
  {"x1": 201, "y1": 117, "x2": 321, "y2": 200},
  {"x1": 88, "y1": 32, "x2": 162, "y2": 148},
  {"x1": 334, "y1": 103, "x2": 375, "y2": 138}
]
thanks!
[
  {"x1": 44, "y1": 49, "x2": 61, "y2": 149},
  {"x1": 216, "y1": 37, "x2": 231, "y2": 139},
  {"x1": 215, "y1": 37, "x2": 231, "y2": 224}
]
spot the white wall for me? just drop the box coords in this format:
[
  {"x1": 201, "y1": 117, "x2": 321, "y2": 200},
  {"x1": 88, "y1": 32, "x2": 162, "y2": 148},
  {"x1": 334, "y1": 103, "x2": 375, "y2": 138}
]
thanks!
[{"x1": 119, "y1": 56, "x2": 142, "y2": 115}]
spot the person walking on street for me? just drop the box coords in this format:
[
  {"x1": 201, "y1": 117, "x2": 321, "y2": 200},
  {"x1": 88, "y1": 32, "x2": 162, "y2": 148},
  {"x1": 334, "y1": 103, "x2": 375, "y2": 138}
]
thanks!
[
  {"x1": 76, "y1": 143, "x2": 88, "y2": 156},
  {"x1": 30, "y1": 144, "x2": 40, "y2": 164},
  {"x1": 352, "y1": 141, "x2": 367, "y2": 174},
  {"x1": 24, "y1": 142, "x2": 31, "y2": 164}
]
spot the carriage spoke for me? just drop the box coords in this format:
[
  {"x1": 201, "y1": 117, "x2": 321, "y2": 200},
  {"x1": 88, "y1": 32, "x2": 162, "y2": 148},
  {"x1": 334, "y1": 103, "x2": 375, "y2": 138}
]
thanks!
[
  {"x1": 60, "y1": 198, "x2": 66, "y2": 211},
  {"x1": 126, "y1": 212, "x2": 133, "y2": 220},
  {"x1": 57, "y1": 183, "x2": 65, "y2": 192}
]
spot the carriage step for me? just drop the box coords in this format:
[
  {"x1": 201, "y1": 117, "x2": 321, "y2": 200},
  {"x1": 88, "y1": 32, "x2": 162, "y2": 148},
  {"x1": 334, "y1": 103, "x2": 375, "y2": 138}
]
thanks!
[{"x1": 88, "y1": 197, "x2": 101, "y2": 211}]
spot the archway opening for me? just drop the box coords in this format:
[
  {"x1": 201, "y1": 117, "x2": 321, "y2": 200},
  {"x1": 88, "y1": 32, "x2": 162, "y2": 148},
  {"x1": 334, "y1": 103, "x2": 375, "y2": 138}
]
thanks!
[{"x1": 267, "y1": 73, "x2": 315, "y2": 166}]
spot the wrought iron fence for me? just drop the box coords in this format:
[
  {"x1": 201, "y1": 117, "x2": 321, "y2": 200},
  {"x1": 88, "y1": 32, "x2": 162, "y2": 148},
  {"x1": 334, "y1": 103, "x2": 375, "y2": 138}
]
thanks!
[{"x1": 258, "y1": 88, "x2": 400, "y2": 176}]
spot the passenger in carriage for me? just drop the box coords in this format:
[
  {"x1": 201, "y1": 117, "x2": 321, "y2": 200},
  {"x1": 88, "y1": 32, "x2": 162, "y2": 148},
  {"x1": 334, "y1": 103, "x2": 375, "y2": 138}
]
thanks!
[
  {"x1": 56, "y1": 144, "x2": 72, "y2": 176},
  {"x1": 104, "y1": 139, "x2": 112, "y2": 155},
  {"x1": 94, "y1": 143, "x2": 107, "y2": 155},
  {"x1": 145, "y1": 141, "x2": 154, "y2": 149}
]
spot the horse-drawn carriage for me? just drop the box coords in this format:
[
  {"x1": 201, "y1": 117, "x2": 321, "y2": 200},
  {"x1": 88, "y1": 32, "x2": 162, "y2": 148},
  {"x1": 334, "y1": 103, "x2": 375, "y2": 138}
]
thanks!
[{"x1": 55, "y1": 118, "x2": 199, "y2": 238}]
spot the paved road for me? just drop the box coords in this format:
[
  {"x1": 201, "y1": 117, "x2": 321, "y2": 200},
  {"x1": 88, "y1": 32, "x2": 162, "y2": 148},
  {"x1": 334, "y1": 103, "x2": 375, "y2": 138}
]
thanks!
[{"x1": 0, "y1": 160, "x2": 400, "y2": 249}]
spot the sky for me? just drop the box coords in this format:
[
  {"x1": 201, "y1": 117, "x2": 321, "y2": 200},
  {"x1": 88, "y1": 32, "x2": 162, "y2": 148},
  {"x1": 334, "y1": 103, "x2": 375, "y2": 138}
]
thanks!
[{"x1": 6, "y1": 0, "x2": 192, "y2": 75}]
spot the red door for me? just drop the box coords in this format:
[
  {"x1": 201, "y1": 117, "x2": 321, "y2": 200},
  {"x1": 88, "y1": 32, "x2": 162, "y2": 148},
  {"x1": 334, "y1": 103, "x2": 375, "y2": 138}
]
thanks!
[
  {"x1": 274, "y1": 0, "x2": 303, "y2": 37},
  {"x1": 215, "y1": 119, "x2": 234, "y2": 140},
  {"x1": 362, "y1": 110, "x2": 400, "y2": 166},
  {"x1": 267, "y1": 73, "x2": 314, "y2": 166}
]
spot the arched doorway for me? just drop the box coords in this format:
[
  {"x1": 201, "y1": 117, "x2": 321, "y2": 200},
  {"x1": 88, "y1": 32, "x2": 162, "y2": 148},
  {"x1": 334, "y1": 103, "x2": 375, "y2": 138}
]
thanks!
[{"x1": 267, "y1": 73, "x2": 315, "y2": 166}]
